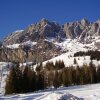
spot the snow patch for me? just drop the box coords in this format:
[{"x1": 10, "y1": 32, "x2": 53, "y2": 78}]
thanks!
[
  {"x1": 14, "y1": 30, "x2": 24, "y2": 33},
  {"x1": 36, "y1": 92, "x2": 79, "y2": 100},
  {"x1": 6, "y1": 44, "x2": 20, "y2": 49},
  {"x1": 21, "y1": 40, "x2": 37, "y2": 46}
]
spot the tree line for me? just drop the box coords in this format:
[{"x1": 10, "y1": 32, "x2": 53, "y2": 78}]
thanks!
[
  {"x1": 5, "y1": 60, "x2": 100, "y2": 94},
  {"x1": 74, "y1": 50, "x2": 100, "y2": 60}
]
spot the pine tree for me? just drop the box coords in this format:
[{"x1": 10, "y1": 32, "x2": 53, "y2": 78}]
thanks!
[
  {"x1": 53, "y1": 70, "x2": 59, "y2": 89},
  {"x1": 47, "y1": 71, "x2": 54, "y2": 87},
  {"x1": 89, "y1": 61, "x2": 97, "y2": 83},
  {"x1": 27, "y1": 67, "x2": 35, "y2": 92},
  {"x1": 45, "y1": 61, "x2": 54, "y2": 71},
  {"x1": 14, "y1": 63, "x2": 23, "y2": 93},
  {"x1": 79, "y1": 67, "x2": 84, "y2": 85},
  {"x1": 61, "y1": 60, "x2": 65, "y2": 69},
  {"x1": 68, "y1": 67, "x2": 73, "y2": 85},
  {"x1": 36, "y1": 71, "x2": 45, "y2": 90},
  {"x1": 22, "y1": 66, "x2": 30, "y2": 93},
  {"x1": 5, "y1": 62, "x2": 23, "y2": 94},
  {"x1": 54, "y1": 60, "x2": 65, "y2": 70},
  {"x1": 74, "y1": 58, "x2": 77, "y2": 64},
  {"x1": 30, "y1": 70, "x2": 37, "y2": 91},
  {"x1": 36, "y1": 62, "x2": 43, "y2": 72},
  {"x1": 5, "y1": 66, "x2": 16, "y2": 94},
  {"x1": 82, "y1": 64, "x2": 90, "y2": 84},
  {"x1": 97, "y1": 65, "x2": 100, "y2": 82},
  {"x1": 75, "y1": 66, "x2": 81, "y2": 85},
  {"x1": 71, "y1": 67, "x2": 76, "y2": 85},
  {"x1": 58, "y1": 70, "x2": 63, "y2": 86},
  {"x1": 62, "y1": 68, "x2": 69, "y2": 87}
]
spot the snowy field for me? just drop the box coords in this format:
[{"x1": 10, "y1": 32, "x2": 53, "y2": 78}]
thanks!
[
  {"x1": 0, "y1": 83, "x2": 100, "y2": 100},
  {"x1": 0, "y1": 38, "x2": 100, "y2": 99}
]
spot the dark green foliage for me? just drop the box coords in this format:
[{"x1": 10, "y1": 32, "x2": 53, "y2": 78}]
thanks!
[
  {"x1": 5, "y1": 63, "x2": 37, "y2": 94},
  {"x1": 5, "y1": 59, "x2": 100, "y2": 95},
  {"x1": 36, "y1": 62, "x2": 43, "y2": 72},
  {"x1": 22, "y1": 66, "x2": 37, "y2": 92},
  {"x1": 14, "y1": 64, "x2": 23, "y2": 93},
  {"x1": 97, "y1": 65, "x2": 100, "y2": 82},
  {"x1": 58, "y1": 71, "x2": 63, "y2": 86},
  {"x1": 81, "y1": 64, "x2": 90, "y2": 84},
  {"x1": 55, "y1": 60, "x2": 65, "y2": 70},
  {"x1": 89, "y1": 61, "x2": 97, "y2": 83},
  {"x1": 44, "y1": 61, "x2": 55, "y2": 71},
  {"x1": 68, "y1": 67, "x2": 73, "y2": 85},
  {"x1": 74, "y1": 58, "x2": 77, "y2": 64},
  {"x1": 74, "y1": 50, "x2": 100, "y2": 60},
  {"x1": 47, "y1": 71, "x2": 54, "y2": 87},
  {"x1": 62, "y1": 68, "x2": 69, "y2": 86},
  {"x1": 5, "y1": 67, "x2": 16, "y2": 94},
  {"x1": 44, "y1": 60, "x2": 65, "y2": 71},
  {"x1": 75, "y1": 66, "x2": 81, "y2": 85},
  {"x1": 53, "y1": 70, "x2": 59, "y2": 88},
  {"x1": 5, "y1": 62, "x2": 23, "y2": 94},
  {"x1": 30, "y1": 70, "x2": 37, "y2": 91},
  {"x1": 22, "y1": 66, "x2": 31, "y2": 92},
  {"x1": 36, "y1": 71, "x2": 45, "y2": 90}
]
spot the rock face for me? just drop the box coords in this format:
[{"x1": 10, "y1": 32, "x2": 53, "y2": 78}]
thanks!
[
  {"x1": 0, "y1": 41, "x2": 2, "y2": 48},
  {"x1": 3, "y1": 18, "x2": 100, "y2": 45},
  {"x1": 63, "y1": 19, "x2": 100, "y2": 43},
  {"x1": 2, "y1": 18, "x2": 100, "y2": 63},
  {"x1": 3, "y1": 30, "x2": 24, "y2": 45},
  {"x1": 3, "y1": 19, "x2": 65, "y2": 45},
  {"x1": 0, "y1": 39, "x2": 62, "y2": 63}
]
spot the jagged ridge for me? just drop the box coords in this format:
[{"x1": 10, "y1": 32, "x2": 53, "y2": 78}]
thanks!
[{"x1": 3, "y1": 18, "x2": 100, "y2": 45}]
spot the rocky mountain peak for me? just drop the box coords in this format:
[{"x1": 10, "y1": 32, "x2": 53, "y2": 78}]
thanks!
[
  {"x1": 3, "y1": 18, "x2": 100, "y2": 45},
  {"x1": 36, "y1": 18, "x2": 49, "y2": 28},
  {"x1": 81, "y1": 18, "x2": 89, "y2": 26},
  {"x1": 2, "y1": 18, "x2": 100, "y2": 63},
  {"x1": 40, "y1": 18, "x2": 49, "y2": 23}
]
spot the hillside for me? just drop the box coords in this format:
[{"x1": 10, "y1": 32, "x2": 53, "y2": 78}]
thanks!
[
  {"x1": 0, "y1": 83, "x2": 100, "y2": 100},
  {"x1": 1, "y1": 19, "x2": 100, "y2": 98},
  {"x1": 1, "y1": 19, "x2": 100, "y2": 64}
]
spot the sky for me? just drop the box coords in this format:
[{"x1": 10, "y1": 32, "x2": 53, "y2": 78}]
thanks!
[{"x1": 0, "y1": 0, "x2": 100, "y2": 40}]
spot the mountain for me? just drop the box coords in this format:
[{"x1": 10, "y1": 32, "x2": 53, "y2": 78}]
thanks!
[
  {"x1": 3, "y1": 18, "x2": 65, "y2": 45},
  {"x1": 1, "y1": 18, "x2": 100, "y2": 96},
  {"x1": 1, "y1": 18, "x2": 100, "y2": 63},
  {"x1": 3, "y1": 18, "x2": 100, "y2": 45}
]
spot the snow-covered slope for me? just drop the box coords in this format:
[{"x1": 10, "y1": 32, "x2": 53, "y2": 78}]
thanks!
[
  {"x1": 1, "y1": 37, "x2": 100, "y2": 97},
  {"x1": 42, "y1": 38, "x2": 100, "y2": 67},
  {"x1": 6, "y1": 40, "x2": 37, "y2": 49},
  {"x1": 1, "y1": 19, "x2": 100, "y2": 99},
  {"x1": 6, "y1": 44, "x2": 20, "y2": 49},
  {"x1": 36, "y1": 92, "x2": 80, "y2": 100},
  {"x1": 1, "y1": 38, "x2": 100, "y2": 94},
  {"x1": 1, "y1": 83, "x2": 100, "y2": 100}
]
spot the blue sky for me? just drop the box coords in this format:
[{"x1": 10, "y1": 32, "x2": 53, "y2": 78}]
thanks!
[{"x1": 0, "y1": 0, "x2": 100, "y2": 40}]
